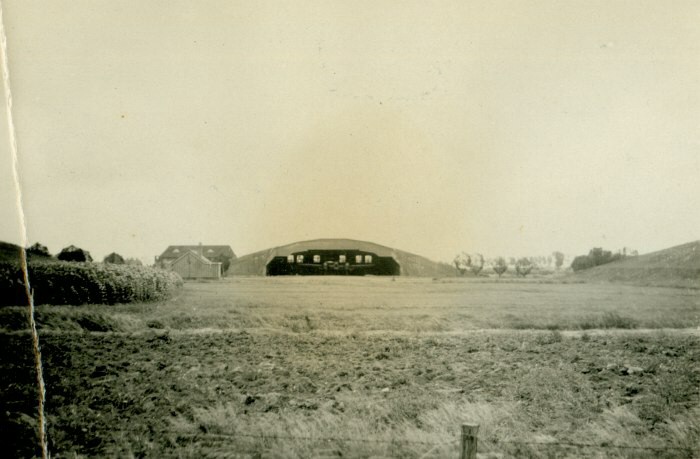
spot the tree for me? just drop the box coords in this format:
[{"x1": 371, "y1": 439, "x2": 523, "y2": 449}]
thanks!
[
  {"x1": 571, "y1": 247, "x2": 622, "y2": 272},
  {"x1": 57, "y1": 245, "x2": 93, "y2": 262},
  {"x1": 470, "y1": 253, "x2": 484, "y2": 276},
  {"x1": 589, "y1": 248, "x2": 612, "y2": 265},
  {"x1": 213, "y1": 254, "x2": 233, "y2": 276},
  {"x1": 552, "y1": 251, "x2": 565, "y2": 270},
  {"x1": 515, "y1": 257, "x2": 533, "y2": 277},
  {"x1": 453, "y1": 252, "x2": 471, "y2": 276},
  {"x1": 103, "y1": 252, "x2": 125, "y2": 264},
  {"x1": 571, "y1": 255, "x2": 594, "y2": 272},
  {"x1": 124, "y1": 258, "x2": 143, "y2": 266},
  {"x1": 26, "y1": 242, "x2": 51, "y2": 257},
  {"x1": 492, "y1": 257, "x2": 507, "y2": 277}
]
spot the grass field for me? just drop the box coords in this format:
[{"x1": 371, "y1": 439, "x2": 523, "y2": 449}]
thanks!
[{"x1": 1, "y1": 277, "x2": 699, "y2": 458}]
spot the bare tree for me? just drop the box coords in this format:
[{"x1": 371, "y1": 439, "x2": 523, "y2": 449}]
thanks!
[
  {"x1": 453, "y1": 252, "x2": 471, "y2": 276},
  {"x1": 470, "y1": 253, "x2": 484, "y2": 276},
  {"x1": 492, "y1": 257, "x2": 507, "y2": 277},
  {"x1": 515, "y1": 257, "x2": 533, "y2": 277},
  {"x1": 552, "y1": 251, "x2": 564, "y2": 270}
]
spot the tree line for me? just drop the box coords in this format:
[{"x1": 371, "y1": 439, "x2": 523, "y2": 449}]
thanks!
[
  {"x1": 570, "y1": 247, "x2": 638, "y2": 272},
  {"x1": 453, "y1": 252, "x2": 536, "y2": 277},
  {"x1": 25, "y1": 242, "x2": 234, "y2": 275},
  {"x1": 453, "y1": 247, "x2": 637, "y2": 277},
  {"x1": 26, "y1": 242, "x2": 142, "y2": 265}
]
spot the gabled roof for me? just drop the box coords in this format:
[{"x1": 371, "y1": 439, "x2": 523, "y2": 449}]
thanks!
[
  {"x1": 158, "y1": 245, "x2": 236, "y2": 261},
  {"x1": 170, "y1": 250, "x2": 221, "y2": 266}
]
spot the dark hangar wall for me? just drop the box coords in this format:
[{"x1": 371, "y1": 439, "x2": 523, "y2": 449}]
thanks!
[{"x1": 266, "y1": 248, "x2": 400, "y2": 276}]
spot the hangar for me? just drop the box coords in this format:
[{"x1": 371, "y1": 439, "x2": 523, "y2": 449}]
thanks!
[
  {"x1": 266, "y1": 248, "x2": 400, "y2": 276},
  {"x1": 229, "y1": 239, "x2": 454, "y2": 277}
]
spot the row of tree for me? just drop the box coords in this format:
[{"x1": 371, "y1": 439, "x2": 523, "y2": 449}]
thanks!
[
  {"x1": 25, "y1": 243, "x2": 142, "y2": 265},
  {"x1": 453, "y1": 246, "x2": 638, "y2": 277},
  {"x1": 453, "y1": 252, "x2": 534, "y2": 277}
]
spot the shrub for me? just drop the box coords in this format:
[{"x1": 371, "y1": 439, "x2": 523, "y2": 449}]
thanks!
[
  {"x1": 26, "y1": 243, "x2": 51, "y2": 258},
  {"x1": 579, "y1": 312, "x2": 638, "y2": 329},
  {"x1": 103, "y1": 252, "x2": 125, "y2": 264},
  {"x1": 571, "y1": 247, "x2": 624, "y2": 272},
  {"x1": 599, "y1": 311, "x2": 637, "y2": 329},
  {"x1": 571, "y1": 255, "x2": 595, "y2": 272},
  {"x1": 212, "y1": 254, "x2": 232, "y2": 276},
  {"x1": 57, "y1": 245, "x2": 93, "y2": 262},
  {"x1": 0, "y1": 261, "x2": 183, "y2": 306}
]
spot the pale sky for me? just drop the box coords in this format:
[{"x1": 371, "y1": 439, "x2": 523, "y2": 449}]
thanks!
[{"x1": 1, "y1": 1, "x2": 699, "y2": 264}]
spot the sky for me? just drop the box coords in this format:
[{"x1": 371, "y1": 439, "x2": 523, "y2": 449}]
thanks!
[{"x1": 1, "y1": 1, "x2": 699, "y2": 264}]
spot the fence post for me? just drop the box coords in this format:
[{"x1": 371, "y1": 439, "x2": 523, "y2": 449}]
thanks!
[{"x1": 460, "y1": 423, "x2": 479, "y2": 459}]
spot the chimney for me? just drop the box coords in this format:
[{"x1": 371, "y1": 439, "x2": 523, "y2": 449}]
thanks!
[{"x1": 198, "y1": 242, "x2": 203, "y2": 257}]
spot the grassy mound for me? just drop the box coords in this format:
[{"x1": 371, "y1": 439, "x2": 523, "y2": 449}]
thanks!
[
  {"x1": 0, "y1": 261, "x2": 183, "y2": 306},
  {"x1": 572, "y1": 240, "x2": 700, "y2": 288}
]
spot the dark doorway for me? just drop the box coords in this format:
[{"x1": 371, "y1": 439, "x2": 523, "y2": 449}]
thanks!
[{"x1": 266, "y1": 249, "x2": 400, "y2": 276}]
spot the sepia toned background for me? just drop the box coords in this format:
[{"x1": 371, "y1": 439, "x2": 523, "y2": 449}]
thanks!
[{"x1": 1, "y1": 0, "x2": 699, "y2": 264}]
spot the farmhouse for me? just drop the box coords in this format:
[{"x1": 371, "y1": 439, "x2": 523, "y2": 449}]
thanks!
[
  {"x1": 230, "y1": 239, "x2": 455, "y2": 277},
  {"x1": 166, "y1": 250, "x2": 222, "y2": 279},
  {"x1": 156, "y1": 245, "x2": 235, "y2": 267},
  {"x1": 156, "y1": 244, "x2": 236, "y2": 279}
]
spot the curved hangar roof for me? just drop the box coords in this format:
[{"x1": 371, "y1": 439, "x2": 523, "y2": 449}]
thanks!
[
  {"x1": 230, "y1": 238, "x2": 454, "y2": 277},
  {"x1": 270, "y1": 238, "x2": 395, "y2": 257}
]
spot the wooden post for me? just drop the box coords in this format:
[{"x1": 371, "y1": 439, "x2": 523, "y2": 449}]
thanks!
[{"x1": 460, "y1": 423, "x2": 479, "y2": 459}]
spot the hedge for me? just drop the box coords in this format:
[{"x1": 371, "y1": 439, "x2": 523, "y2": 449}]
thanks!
[{"x1": 0, "y1": 261, "x2": 183, "y2": 306}]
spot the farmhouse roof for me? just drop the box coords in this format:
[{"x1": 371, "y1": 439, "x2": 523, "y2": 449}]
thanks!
[
  {"x1": 170, "y1": 250, "x2": 222, "y2": 266},
  {"x1": 158, "y1": 245, "x2": 236, "y2": 261}
]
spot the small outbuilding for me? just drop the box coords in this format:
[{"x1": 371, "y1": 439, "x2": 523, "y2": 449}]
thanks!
[
  {"x1": 157, "y1": 245, "x2": 235, "y2": 267},
  {"x1": 166, "y1": 250, "x2": 222, "y2": 279},
  {"x1": 156, "y1": 244, "x2": 236, "y2": 277}
]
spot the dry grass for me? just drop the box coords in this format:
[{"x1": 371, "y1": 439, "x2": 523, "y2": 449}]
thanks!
[{"x1": 22, "y1": 276, "x2": 691, "y2": 334}]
